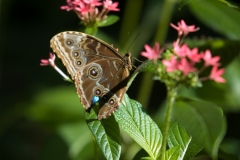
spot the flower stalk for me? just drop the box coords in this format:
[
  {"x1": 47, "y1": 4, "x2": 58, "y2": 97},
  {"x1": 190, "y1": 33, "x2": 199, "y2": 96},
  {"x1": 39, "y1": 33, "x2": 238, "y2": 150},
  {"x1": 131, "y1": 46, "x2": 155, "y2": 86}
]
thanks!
[
  {"x1": 159, "y1": 86, "x2": 178, "y2": 160},
  {"x1": 40, "y1": 53, "x2": 72, "y2": 82},
  {"x1": 140, "y1": 20, "x2": 226, "y2": 158}
]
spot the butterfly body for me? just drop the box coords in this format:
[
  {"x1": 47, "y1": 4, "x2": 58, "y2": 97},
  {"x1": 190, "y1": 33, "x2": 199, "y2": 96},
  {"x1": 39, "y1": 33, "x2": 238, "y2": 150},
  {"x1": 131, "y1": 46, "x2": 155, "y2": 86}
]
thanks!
[{"x1": 50, "y1": 31, "x2": 131, "y2": 119}]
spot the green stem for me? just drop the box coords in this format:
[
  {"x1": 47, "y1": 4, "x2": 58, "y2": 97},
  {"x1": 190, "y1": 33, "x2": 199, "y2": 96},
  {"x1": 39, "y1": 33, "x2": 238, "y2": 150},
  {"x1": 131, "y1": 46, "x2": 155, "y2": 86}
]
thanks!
[{"x1": 159, "y1": 86, "x2": 177, "y2": 160}]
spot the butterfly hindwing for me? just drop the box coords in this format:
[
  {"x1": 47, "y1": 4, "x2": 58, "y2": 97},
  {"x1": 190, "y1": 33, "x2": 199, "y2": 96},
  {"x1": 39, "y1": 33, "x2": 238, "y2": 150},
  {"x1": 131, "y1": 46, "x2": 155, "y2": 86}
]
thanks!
[{"x1": 75, "y1": 59, "x2": 129, "y2": 119}]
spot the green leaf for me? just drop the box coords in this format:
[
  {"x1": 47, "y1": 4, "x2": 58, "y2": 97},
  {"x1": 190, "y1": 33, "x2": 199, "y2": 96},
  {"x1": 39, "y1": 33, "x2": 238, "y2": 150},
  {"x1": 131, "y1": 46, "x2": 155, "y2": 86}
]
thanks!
[
  {"x1": 189, "y1": 0, "x2": 240, "y2": 40},
  {"x1": 164, "y1": 146, "x2": 180, "y2": 160},
  {"x1": 85, "y1": 26, "x2": 98, "y2": 36},
  {"x1": 172, "y1": 97, "x2": 226, "y2": 159},
  {"x1": 217, "y1": 0, "x2": 239, "y2": 8},
  {"x1": 136, "y1": 60, "x2": 156, "y2": 73},
  {"x1": 168, "y1": 123, "x2": 202, "y2": 160},
  {"x1": 85, "y1": 105, "x2": 121, "y2": 160},
  {"x1": 98, "y1": 15, "x2": 119, "y2": 27},
  {"x1": 114, "y1": 94, "x2": 162, "y2": 159},
  {"x1": 181, "y1": 0, "x2": 238, "y2": 9}
]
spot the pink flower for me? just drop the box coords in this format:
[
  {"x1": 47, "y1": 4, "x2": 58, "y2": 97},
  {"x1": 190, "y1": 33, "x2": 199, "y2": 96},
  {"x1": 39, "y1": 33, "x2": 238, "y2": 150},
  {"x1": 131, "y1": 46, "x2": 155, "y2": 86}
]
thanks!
[
  {"x1": 173, "y1": 42, "x2": 189, "y2": 57},
  {"x1": 187, "y1": 47, "x2": 202, "y2": 63},
  {"x1": 83, "y1": 0, "x2": 102, "y2": 6},
  {"x1": 210, "y1": 66, "x2": 225, "y2": 83},
  {"x1": 177, "y1": 58, "x2": 196, "y2": 75},
  {"x1": 141, "y1": 42, "x2": 162, "y2": 61},
  {"x1": 61, "y1": 0, "x2": 78, "y2": 11},
  {"x1": 162, "y1": 55, "x2": 178, "y2": 72},
  {"x1": 72, "y1": 0, "x2": 83, "y2": 5},
  {"x1": 103, "y1": 0, "x2": 120, "y2": 11},
  {"x1": 40, "y1": 53, "x2": 71, "y2": 81},
  {"x1": 40, "y1": 53, "x2": 56, "y2": 66},
  {"x1": 76, "y1": 1, "x2": 93, "y2": 14},
  {"x1": 170, "y1": 20, "x2": 199, "y2": 36},
  {"x1": 61, "y1": 0, "x2": 120, "y2": 27},
  {"x1": 202, "y1": 50, "x2": 220, "y2": 67}
]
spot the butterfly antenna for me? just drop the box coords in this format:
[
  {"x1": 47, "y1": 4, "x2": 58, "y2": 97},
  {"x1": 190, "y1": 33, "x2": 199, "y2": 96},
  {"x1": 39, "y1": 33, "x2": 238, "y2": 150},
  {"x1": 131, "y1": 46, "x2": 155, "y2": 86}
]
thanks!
[
  {"x1": 133, "y1": 57, "x2": 143, "y2": 63},
  {"x1": 132, "y1": 64, "x2": 137, "y2": 70},
  {"x1": 125, "y1": 33, "x2": 144, "y2": 65},
  {"x1": 126, "y1": 32, "x2": 141, "y2": 52}
]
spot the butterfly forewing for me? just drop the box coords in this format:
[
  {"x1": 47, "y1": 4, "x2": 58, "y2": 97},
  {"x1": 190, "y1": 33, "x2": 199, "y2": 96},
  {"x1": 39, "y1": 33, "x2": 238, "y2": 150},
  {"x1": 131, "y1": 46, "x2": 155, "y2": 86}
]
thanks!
[{"x1": 50, "y1": 31, "x2": 131, "y2": 119}]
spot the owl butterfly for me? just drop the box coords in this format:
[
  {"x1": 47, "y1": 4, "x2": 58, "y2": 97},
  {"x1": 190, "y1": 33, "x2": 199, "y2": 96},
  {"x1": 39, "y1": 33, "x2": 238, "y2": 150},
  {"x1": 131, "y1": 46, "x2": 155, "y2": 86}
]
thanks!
[{"x1": 50, "y1": 31, "x2": 132, "y2": 120}]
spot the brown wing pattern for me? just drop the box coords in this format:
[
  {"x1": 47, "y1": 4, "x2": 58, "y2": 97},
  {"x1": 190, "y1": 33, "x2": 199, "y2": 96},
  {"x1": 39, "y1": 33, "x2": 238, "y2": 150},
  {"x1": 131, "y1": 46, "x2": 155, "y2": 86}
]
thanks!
[
  {"x1": 50, "y1": 31, "x2": 131, "y2": 120},
  {"x1": 75, "y1": 59, "x2": 129, "y2": 119},
  {"x1": 50, "y1": 31, "x2": 125, "y2": 80}
]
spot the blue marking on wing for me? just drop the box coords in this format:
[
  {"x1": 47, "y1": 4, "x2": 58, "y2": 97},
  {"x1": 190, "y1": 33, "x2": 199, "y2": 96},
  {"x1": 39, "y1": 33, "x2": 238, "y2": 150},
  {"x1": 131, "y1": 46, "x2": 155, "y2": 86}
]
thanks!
[{"x1": 91, "y1": 96, "x2": 100, "y2": 105}]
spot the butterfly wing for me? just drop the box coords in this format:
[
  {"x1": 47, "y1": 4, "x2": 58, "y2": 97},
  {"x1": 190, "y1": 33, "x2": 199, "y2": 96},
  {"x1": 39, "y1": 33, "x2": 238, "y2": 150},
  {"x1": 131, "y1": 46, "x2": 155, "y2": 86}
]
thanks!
[
  {"x1": 50, "y1": 31, "x2": 125, "y2": 80},
  {"x1": 50, "y1": 31, "x2": 131, "y2": 119},
  {"x1": 75, "y1": 59, "x2": 129, "y2": 119}
]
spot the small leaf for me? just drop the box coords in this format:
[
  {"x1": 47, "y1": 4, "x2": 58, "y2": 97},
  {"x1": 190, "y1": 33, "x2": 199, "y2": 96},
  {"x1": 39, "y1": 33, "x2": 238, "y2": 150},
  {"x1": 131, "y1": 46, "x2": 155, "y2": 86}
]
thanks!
[
  {"x1": 136, "y1": 60, "x2": 156, "y2": 73},
  {"x1": 85, "y1": 105, "x2": 121, "y2": 160},
  {"x1": 164, "y1": 146, "x2": 180, "y2": 160},
  {"x1": 114, "y1": 94, "x2": 162, "y2": 159},
  {"x1": 98, "y1": 15, "x2": 119, "y2": 27},
  {"x1": 168, "y1": 123, "x2": 202, "y2": 160},
  {"x1": 172, "y1": 97, "x2": 226, "y2": 159},
  {"x1": 85, "y1": 26, "x2": 98, "y2": 36},
  {"x1": 127, "y1": 60, "x2": 156, "y2": 88}
]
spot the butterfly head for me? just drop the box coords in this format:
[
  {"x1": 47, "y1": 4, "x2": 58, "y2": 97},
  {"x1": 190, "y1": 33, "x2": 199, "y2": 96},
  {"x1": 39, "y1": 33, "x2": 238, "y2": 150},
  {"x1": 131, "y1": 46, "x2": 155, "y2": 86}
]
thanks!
[{"x1": 124, "y1": 52, "x2": 132, "y2": 70}]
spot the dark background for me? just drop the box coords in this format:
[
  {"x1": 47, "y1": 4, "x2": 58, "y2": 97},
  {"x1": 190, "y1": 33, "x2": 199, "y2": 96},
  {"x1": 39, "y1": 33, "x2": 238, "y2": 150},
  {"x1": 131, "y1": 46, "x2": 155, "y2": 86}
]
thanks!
[{"x1": 1, "y1": 0, "x2": 240, "y2": 159}]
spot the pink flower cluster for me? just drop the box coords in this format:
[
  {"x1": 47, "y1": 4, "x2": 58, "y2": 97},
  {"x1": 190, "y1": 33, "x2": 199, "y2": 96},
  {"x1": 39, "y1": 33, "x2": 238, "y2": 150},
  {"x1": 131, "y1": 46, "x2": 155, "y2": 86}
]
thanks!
[
  {"x1": 162, "y1": 43, "x2": 225, "y2": 83},
  {"x1": 61, "y1": 0, "x2": 119, "y2": 24},
  {"x1": 141, "y1": 20, "x2": 225, "y2": 83}
]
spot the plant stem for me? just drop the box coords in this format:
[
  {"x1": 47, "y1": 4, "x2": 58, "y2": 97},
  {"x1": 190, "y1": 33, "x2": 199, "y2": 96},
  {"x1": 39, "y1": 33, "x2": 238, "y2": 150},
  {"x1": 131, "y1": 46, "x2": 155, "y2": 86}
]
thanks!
[{"x1": 159, "y1": 86, "x2": 177, "y2": 160}]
